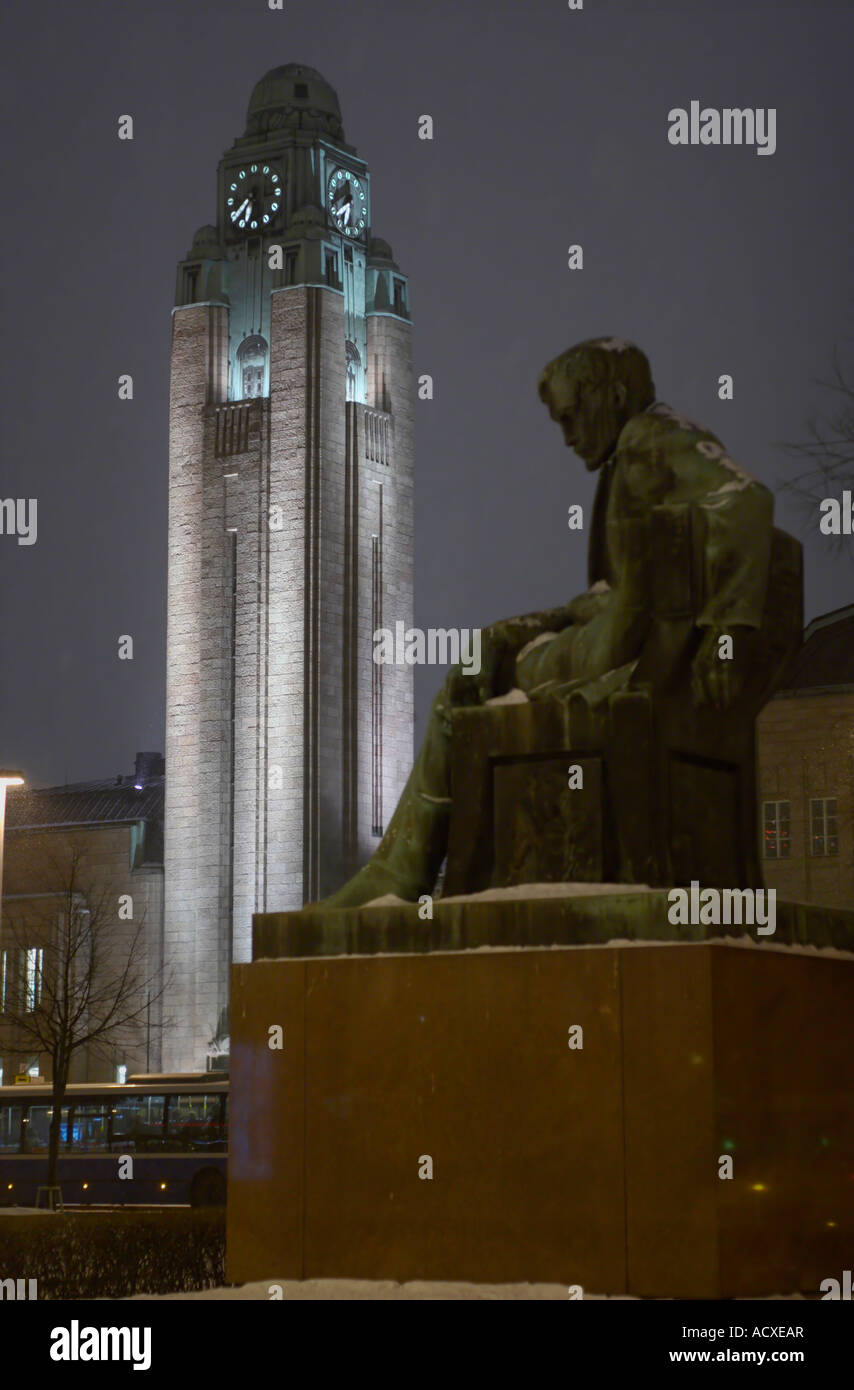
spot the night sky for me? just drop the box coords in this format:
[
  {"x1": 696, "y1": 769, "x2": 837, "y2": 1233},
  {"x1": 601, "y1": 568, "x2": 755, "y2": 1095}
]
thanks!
[{"x1": 1, "y1": 0, "x2": 852, "y2": 788}]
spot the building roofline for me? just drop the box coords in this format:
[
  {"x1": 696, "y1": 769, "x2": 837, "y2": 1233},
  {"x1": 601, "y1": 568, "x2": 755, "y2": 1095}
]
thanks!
[
  {"x1": 2, "y1": 891, "x2": 86, "y2": 902},
  {"x1": 6, "y1": 818, "x2": 149, "y2": 833},
  {"x1": 803, "y1": 602, "x2": 854, "y2": 642}
]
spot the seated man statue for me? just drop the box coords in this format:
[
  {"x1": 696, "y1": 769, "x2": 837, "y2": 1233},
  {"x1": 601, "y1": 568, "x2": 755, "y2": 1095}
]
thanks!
[{"x1": 321, "y1": 337, "x2": 774, "y2": 909}]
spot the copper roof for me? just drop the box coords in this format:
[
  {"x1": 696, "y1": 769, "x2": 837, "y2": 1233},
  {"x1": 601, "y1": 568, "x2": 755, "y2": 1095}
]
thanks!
[
  {"x1": 775, "y1": 602, "x2": 854, "y2": 695},
  {"x1": 5, "y1": 775, "x2": 164, "y2": 830}
]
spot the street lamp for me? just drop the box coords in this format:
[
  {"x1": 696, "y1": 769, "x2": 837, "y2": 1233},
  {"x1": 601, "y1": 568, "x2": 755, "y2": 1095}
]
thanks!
[{"x1": 0, "y1": 772, "x2": 25, "y2": 941}]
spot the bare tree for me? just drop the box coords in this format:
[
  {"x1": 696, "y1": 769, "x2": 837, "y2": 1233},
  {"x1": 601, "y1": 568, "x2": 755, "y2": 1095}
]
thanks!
[
  {"x1": 0, "y1": 838, "x2": 163, "y2": 1201},
  {"x1": 783, "y1": 345, "x2": 854, "y2": 563}
]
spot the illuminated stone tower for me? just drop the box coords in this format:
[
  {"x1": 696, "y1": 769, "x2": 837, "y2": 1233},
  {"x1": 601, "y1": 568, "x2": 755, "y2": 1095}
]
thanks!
[{"x1": 164, "y1": 66, "x2": 414, "y2": 1070}]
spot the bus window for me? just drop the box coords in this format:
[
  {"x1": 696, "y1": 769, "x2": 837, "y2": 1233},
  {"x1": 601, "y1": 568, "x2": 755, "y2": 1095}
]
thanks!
[
  {"x1": 70, "y1": 1103, "x2": 110, "y2": 1152},
  {"x1": 0, "y1": 1105, "x2": 23, "y2": 1153},
  {"x1": 22, "y1": 1104, "x2": 70, "y2": 1153},
  {"x1": 109, "y1": 1093, "x2": 166, "y2": 1152},
  {"x1": 166, "y1": 1093, "x2": 224, "y2": 1151}
]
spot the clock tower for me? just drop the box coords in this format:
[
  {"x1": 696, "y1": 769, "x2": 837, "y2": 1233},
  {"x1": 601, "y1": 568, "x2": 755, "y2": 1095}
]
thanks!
[{"x1": 163, "y1": 65, "x2": 414, "y2": 1071}]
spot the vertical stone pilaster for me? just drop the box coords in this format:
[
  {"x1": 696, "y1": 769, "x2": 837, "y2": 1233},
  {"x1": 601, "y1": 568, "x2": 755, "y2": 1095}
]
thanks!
[{"x1": 164, "y1": 304, "x2": 229, "y2": 1071}]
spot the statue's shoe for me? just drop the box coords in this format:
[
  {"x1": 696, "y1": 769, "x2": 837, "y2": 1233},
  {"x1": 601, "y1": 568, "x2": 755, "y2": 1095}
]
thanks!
[{"x1": 315, "y1": 861, "x2": 420, "y2": 910}]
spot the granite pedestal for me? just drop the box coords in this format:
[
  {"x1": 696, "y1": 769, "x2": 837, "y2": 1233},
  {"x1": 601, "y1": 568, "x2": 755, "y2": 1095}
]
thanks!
[{"x1": 226, "y1": 887, "x2": 854, "y2": 1296}]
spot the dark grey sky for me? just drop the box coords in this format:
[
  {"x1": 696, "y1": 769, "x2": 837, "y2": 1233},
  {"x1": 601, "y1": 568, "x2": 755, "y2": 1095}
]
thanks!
[{"x1": 1, "y1": 0, "x2": 852, "y2": 786}]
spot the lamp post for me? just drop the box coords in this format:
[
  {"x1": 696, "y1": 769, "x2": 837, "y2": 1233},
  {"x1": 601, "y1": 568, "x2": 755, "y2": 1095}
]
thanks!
[{"x1": 0, "y1": 771, "x2": 25, "y2": 942}]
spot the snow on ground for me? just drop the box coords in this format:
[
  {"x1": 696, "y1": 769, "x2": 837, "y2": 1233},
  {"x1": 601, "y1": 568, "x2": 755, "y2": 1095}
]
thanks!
[
  {"x1": 131, "y1": 1280, "x2": 575, "y2": 1301},
  {"x1": 351, "y1": 883, "x2": 653, "y2": 910},
  {"x1": 0, "y1": 1207, "x2": 55, "y2": 1216},
  {"x1": 439, "y1": 882, "x2": 653, "y2": 904},
  {"x1": 129, "y1": 1280, "x2": 807, "y2": 1302}
]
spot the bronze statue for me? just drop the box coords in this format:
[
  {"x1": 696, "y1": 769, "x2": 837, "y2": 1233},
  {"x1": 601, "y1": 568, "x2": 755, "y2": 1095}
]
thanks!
[{"x1": 321, "y1": 337, "x2": 785, "y2": 908}]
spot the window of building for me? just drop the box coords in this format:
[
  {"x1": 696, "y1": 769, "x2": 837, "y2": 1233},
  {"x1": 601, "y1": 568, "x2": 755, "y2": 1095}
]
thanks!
[
  {"x1": 371, "y1": 522, "x2": 383, "y2": 838},
  {"x1": 284, "y1": 248, "x2": 298, "y2": 285},
  {"x1": 294, "y1": 82, "x2": 308, "y2": 99},
  {"x1": 183, "y1": 264, "x2": 200, "y2": 303},
  {"x1": 345, "y1": 339, "x2": 363, "y2": 403},
  {"x1": 325, "y1": 250, "x2": 338, "y2": 287},
  {"x1": 393, "y1": 278, "x2": 406, "y2": 314},
  {"x1": 243, "y1": 366, "x2": 263, "y2": 397},
  {"x1": 25, "y1": 948, "x2": 43, "y2": 1011},
  {"x1": 810, "y1": 798, "x2": 839, "y2": 856},
  {"x1": 0, "y1": 948, "x2": 32, "y2": 1012},
  {"x1": 236, "y1": 334, "x2": 268, "y2": 400},
  {"x1": 763, "y1": 800, "x2": 791, "y2": 859}
]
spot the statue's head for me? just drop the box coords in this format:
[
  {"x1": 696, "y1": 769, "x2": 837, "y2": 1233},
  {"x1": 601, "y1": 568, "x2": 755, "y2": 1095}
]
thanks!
[{"x1": 538, "y1": 338, "x2": 655, "y2": 470}]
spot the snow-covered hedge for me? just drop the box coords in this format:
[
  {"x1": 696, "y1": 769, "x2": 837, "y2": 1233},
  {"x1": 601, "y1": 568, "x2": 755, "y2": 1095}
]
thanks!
[{"x1": 0, "y1": 1209, "x2": 225, "y2": 1299}]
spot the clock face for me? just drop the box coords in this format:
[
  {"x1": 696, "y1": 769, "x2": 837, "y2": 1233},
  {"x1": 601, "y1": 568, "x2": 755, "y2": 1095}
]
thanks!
[
  {"x1": 226, "y1": 163, "x2": 283, "y2": 232},
  {"x1": 327, "y1": 168, "x2": 367, "y2": 238}
]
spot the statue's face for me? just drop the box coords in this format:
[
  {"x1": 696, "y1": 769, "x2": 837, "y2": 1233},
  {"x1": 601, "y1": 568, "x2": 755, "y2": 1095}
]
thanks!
[{"x1": 541, "y1": 361, "x2": 625, "y2": 471}]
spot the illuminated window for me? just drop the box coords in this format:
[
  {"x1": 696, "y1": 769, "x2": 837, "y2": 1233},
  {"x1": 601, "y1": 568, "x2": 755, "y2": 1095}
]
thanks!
[
  {"x1": 345, "y1": 339, "x2": 362, "y2": 403},
  {"x1": 166, "y1": 1093, "x2": 225, "y2": 1151},
  {"x1": 762, "y1": 801, "x2": 790, "y2": 859},
  {"x1": 70, "y1": 1103, "x2": 110, "y2": 1152},
  {"x1": 0, "y1": 1103, "x2": 23, "y2": 1152},
  {"x1": 371, "y1": 518, "x2": 383, "y2": 838},
  {"x1": 0, "y1": 951, "x2": 6, "y2": 1011},
  {"x1": 25, "y1": 948, "x2": 43, "y2": 1011},
  {"x1": 23, "y1": 1104, "x2": 71, "y2": 1154},
  {"x1": 236, "y1": 334, "x2": 268, "y2": 400},
  {"x1": 810, "y1": 798, "x2": 838, "y2": 857}
]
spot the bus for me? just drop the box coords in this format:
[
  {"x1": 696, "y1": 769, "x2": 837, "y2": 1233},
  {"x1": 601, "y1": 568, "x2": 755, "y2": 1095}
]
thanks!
[{"x1": 0, "y1": 1075, "x2": 228, "y2": 1208}]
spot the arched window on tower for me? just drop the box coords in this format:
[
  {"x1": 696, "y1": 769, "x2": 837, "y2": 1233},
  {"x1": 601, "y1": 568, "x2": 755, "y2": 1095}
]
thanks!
[
  {"x1": 345, "y1": 339, "x2": 363, "y2": 403},
  {"x1": 236, "y1": 335, "x2": 268, "y2": 399}
]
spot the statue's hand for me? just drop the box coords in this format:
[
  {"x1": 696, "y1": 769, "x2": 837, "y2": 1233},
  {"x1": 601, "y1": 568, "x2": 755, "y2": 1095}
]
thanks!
[
  {"x1": 691, "y1": 626, "x2": 751, "y2": 709},
  {"x1": 446, "y1": 625, "x2": 515, "y2": 706}
]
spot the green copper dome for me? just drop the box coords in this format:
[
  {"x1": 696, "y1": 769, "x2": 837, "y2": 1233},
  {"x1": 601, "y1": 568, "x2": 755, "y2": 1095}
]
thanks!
[{"x1": 245, "y1": 64, "x2": 344, "y2": 141}]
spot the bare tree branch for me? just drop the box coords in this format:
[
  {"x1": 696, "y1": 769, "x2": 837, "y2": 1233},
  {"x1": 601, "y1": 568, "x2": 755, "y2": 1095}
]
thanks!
[
  {"x1": 0, "y1": 836, "x2": 164, "y2": 1192},
  {"x1": 782, "y1": 344, "x2": 854, "y2": 563}
]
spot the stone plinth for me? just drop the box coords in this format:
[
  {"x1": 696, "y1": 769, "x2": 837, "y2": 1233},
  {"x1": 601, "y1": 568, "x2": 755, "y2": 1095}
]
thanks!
[{"x1": 227, "y1": 889, "x2": 854, "y2": 1296}]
